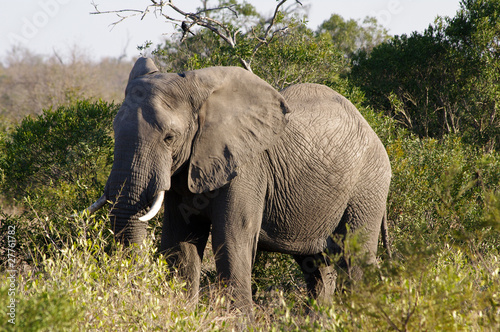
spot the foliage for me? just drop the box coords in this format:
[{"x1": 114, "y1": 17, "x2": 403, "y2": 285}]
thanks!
[
  {"x1": 251, "y1": 28, "x2": 347, "y2": 90},
  {"x1": 0, "y1": 282, "x2": 82, "y2": 332},
  {"x1": 152, "y1": 1, "x2": 394, "y2": 92},
  {"x1": 0, "y1": 99, "x2": 118, "y2": 203},
  {"x1": 126, "y1": 0, "x2": 303, "y2": 72},
  {"x1": 154, "y1": 2, "x2": 351, "y2": 90},
  {"x1": 0, "y1": 100, "x2": 118, "y2": 267},
  {"x1": 386, "y1": 133, "x2": 500, "y2": 252},
  {"x1": 155, "y1": 28, "x2": 242, "y2": 72},
  {"x1": 340, "y1": 246, "x2": 500, "y2": 330},
  {"x1": 317, "y1": 14, "x2": 390, "y2": 56},
  {"x1": 352, "y1": 31, "x2": 452, "y2": 137},
  {"x1": 157, "y1": 24, "x2": 348, "y2": 90},
  {"x1": 2, "y1": 188, "x2": 499, "y2": 331},
  {"x1": 153, "y1": 2, "x2": 394, "y2": 92},
  {"x1": 1, "y1": 175, "x2": 499, "y2": 330},
  {"x1": 351, "y1": 0, "x2": 500, "y2": 149}
]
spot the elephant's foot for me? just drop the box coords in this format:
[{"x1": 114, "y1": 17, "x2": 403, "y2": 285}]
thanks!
[
  {"x1": 314, "y1": 265, "x2": 337, "y2": 304},
  {"x1": 294, "y1": 254, "x2": 337, "y2": 305}
]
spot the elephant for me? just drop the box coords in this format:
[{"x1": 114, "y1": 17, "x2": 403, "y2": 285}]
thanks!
[{"x1": 84, "y1": 57, "x2": 392, "y2": 313}]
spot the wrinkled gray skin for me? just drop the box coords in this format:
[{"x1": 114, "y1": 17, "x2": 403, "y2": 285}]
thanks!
[{"x1": 101, "y1": 57, "x2": 391, "y2": 312}]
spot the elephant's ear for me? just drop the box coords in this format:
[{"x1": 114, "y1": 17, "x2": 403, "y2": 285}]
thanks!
[
  {"x1": 187, "y1": 67, "x2": 290, "y2": 194},
  {"x1": 129, "y1": 57, "x2": 159, "y2": 81}
]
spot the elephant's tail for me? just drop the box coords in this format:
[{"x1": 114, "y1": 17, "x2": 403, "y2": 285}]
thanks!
[{"x1": 381, "y1": 210, "x2": 392, "y2": 259}]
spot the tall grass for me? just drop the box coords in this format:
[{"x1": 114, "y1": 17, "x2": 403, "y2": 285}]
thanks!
[{"x1": 0, "y1": 208, "x2": 498, "y2": 330}]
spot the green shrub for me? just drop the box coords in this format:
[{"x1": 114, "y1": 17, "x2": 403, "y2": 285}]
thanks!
[
  {"x1": 0, "y1": 99, "x2": 118, "y2": 266},
  {"x1": 335, "y1": 245, "x2": 500, "y2": 331},
  {"x1": 0, "y1": 99, "x2": 118, "y2": 210},
  {"x1": 0, "y1": 283, "x2": 83, "y2": 332},
  {"x1": 387, "y1": 134, "x2": 500, "y2": 254}
]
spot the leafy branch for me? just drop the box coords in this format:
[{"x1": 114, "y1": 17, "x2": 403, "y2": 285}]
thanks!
[{"x1": 91, "y1": 0, "x2": 302, "y2": 72}]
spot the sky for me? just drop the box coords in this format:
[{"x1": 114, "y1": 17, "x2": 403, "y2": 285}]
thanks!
[{"x1": 0, "y1": 0, "x2": 463, "y2": 62}]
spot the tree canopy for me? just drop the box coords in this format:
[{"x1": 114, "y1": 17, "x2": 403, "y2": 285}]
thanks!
[
  {"x1": 153, "y1": 2, "x2": 389, "y2": 91},
  {"x1": 317, "y1": 14, "x2": 389, "y2": 56},
  {"x1": 351, "y1": 0, "x2": 500, "y2": 150}
]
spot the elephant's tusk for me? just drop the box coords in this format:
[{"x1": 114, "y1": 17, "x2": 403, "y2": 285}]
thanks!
[
  {"x1": 87, "y1": 194, "x2": 108, "y2": 214},
  {"x1": 71, "y1": 194, "x2": 107, "y2": 218},
  {"x1": 139, "y1": 191, "x2": 165, "y2": 222}
]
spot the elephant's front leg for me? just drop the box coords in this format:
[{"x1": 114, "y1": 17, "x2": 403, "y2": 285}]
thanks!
[
  {"x1": 160, "y1": 193, "x2": 210, "y2": 304},
  {"x1": 211, "y1": 227, "x2": 260, "y2": 313},
  {"x1": 209, "y1": 186, "x2": 264, "y2": 314}
]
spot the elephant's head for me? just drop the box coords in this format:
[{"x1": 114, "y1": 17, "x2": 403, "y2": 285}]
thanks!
[{"x1": 86, "y1": 58, "x2": 290, "y2": 244}]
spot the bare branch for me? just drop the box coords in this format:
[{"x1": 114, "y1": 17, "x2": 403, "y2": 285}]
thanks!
[
  {"x1": 91, "y1": 0, "x2": 165, "y2": 29},
  {"x1": 165, "y1": 1, "x2": 240, "y2": 47},
  {"x1": 247, "y1": 0, "x2": 301, "y2": 69},
  {"x1": 263, "y1": 0, "x2": 288, "y2": 42},
  {"x1": 194, "y1": 4, "x2": 238, "y2": 17},
  {"x1": 90, "y1": 0, "x2": 301, "y2": 72}
]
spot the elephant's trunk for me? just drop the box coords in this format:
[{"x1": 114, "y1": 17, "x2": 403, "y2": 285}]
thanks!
[
  {"x1": 104, "y1": 141, "x2": 172, "y2": 245},
  {"x1": 109, "y1": 202, "x2": 149, "y2": 245},
  {"x1": 108, "y1": 191, "x2": 164, "y2": 244},
  {"x1": 105, "y1": 176, "x2": 146, "y2": 244}
]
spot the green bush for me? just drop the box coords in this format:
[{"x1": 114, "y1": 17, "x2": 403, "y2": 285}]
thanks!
[
  {"x1": 335, "y1": 245, "x2": 500, "y2": 330},
  {"x1": 0, "y1": 283, "x2": 83, "y2": 332},
  {"x1": 0, "y1": 99, "x2": 118, "y2": 210},
  {"x1": 387, "y1": 134, "x2": 500, "y2": 254},
  {"x1": 0, "y1": 99, "x2": 118, "y2": 266}
]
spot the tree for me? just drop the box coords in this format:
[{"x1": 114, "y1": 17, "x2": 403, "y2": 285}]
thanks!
[
  {"x1": 317, "y1": 14, "x2": 389, "y2": 56},
  {"x1": 155, "y1": 11, "x2": 346, "y2": 90},
  {"x1": 91, "y1": 0, "x2": 303, "y2": 73},
  {"x1": 351, "y1": 0, "x2": 500, "y2": 149},
  {"x1": 351, "y1": 30, "x2": 453, "y2": 137},
  {"x1": 444, "y1": 0, "x2": 500, "y2": 149}
]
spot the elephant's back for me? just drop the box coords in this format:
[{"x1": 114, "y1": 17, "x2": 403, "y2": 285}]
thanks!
[
  {"x1": 280, "y1": 83, "x2": 385, "y2": 161},
  {"x1": 280, "y1": 83, "x2": 370, "y2": 130},
  {"x1": 281, "y1": 83, "x2": 342, "y2": 105}
]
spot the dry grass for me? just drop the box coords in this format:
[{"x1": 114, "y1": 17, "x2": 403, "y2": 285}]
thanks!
[{"x1": 0, "y1": 207, "x2": 498, "y2": 331}]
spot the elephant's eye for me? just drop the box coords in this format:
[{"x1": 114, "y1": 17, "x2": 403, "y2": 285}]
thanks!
[{"x1": 164, "y1": 133, "x2": 175, "y2": 145}]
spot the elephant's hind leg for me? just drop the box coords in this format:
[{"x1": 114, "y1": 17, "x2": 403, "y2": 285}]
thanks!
[
  {"x1": 336, "y1": 193, "x2": 387, "y2": 283},
  {"x1": 294, "y1": 253, "x2": 337, "y2": 304}
]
